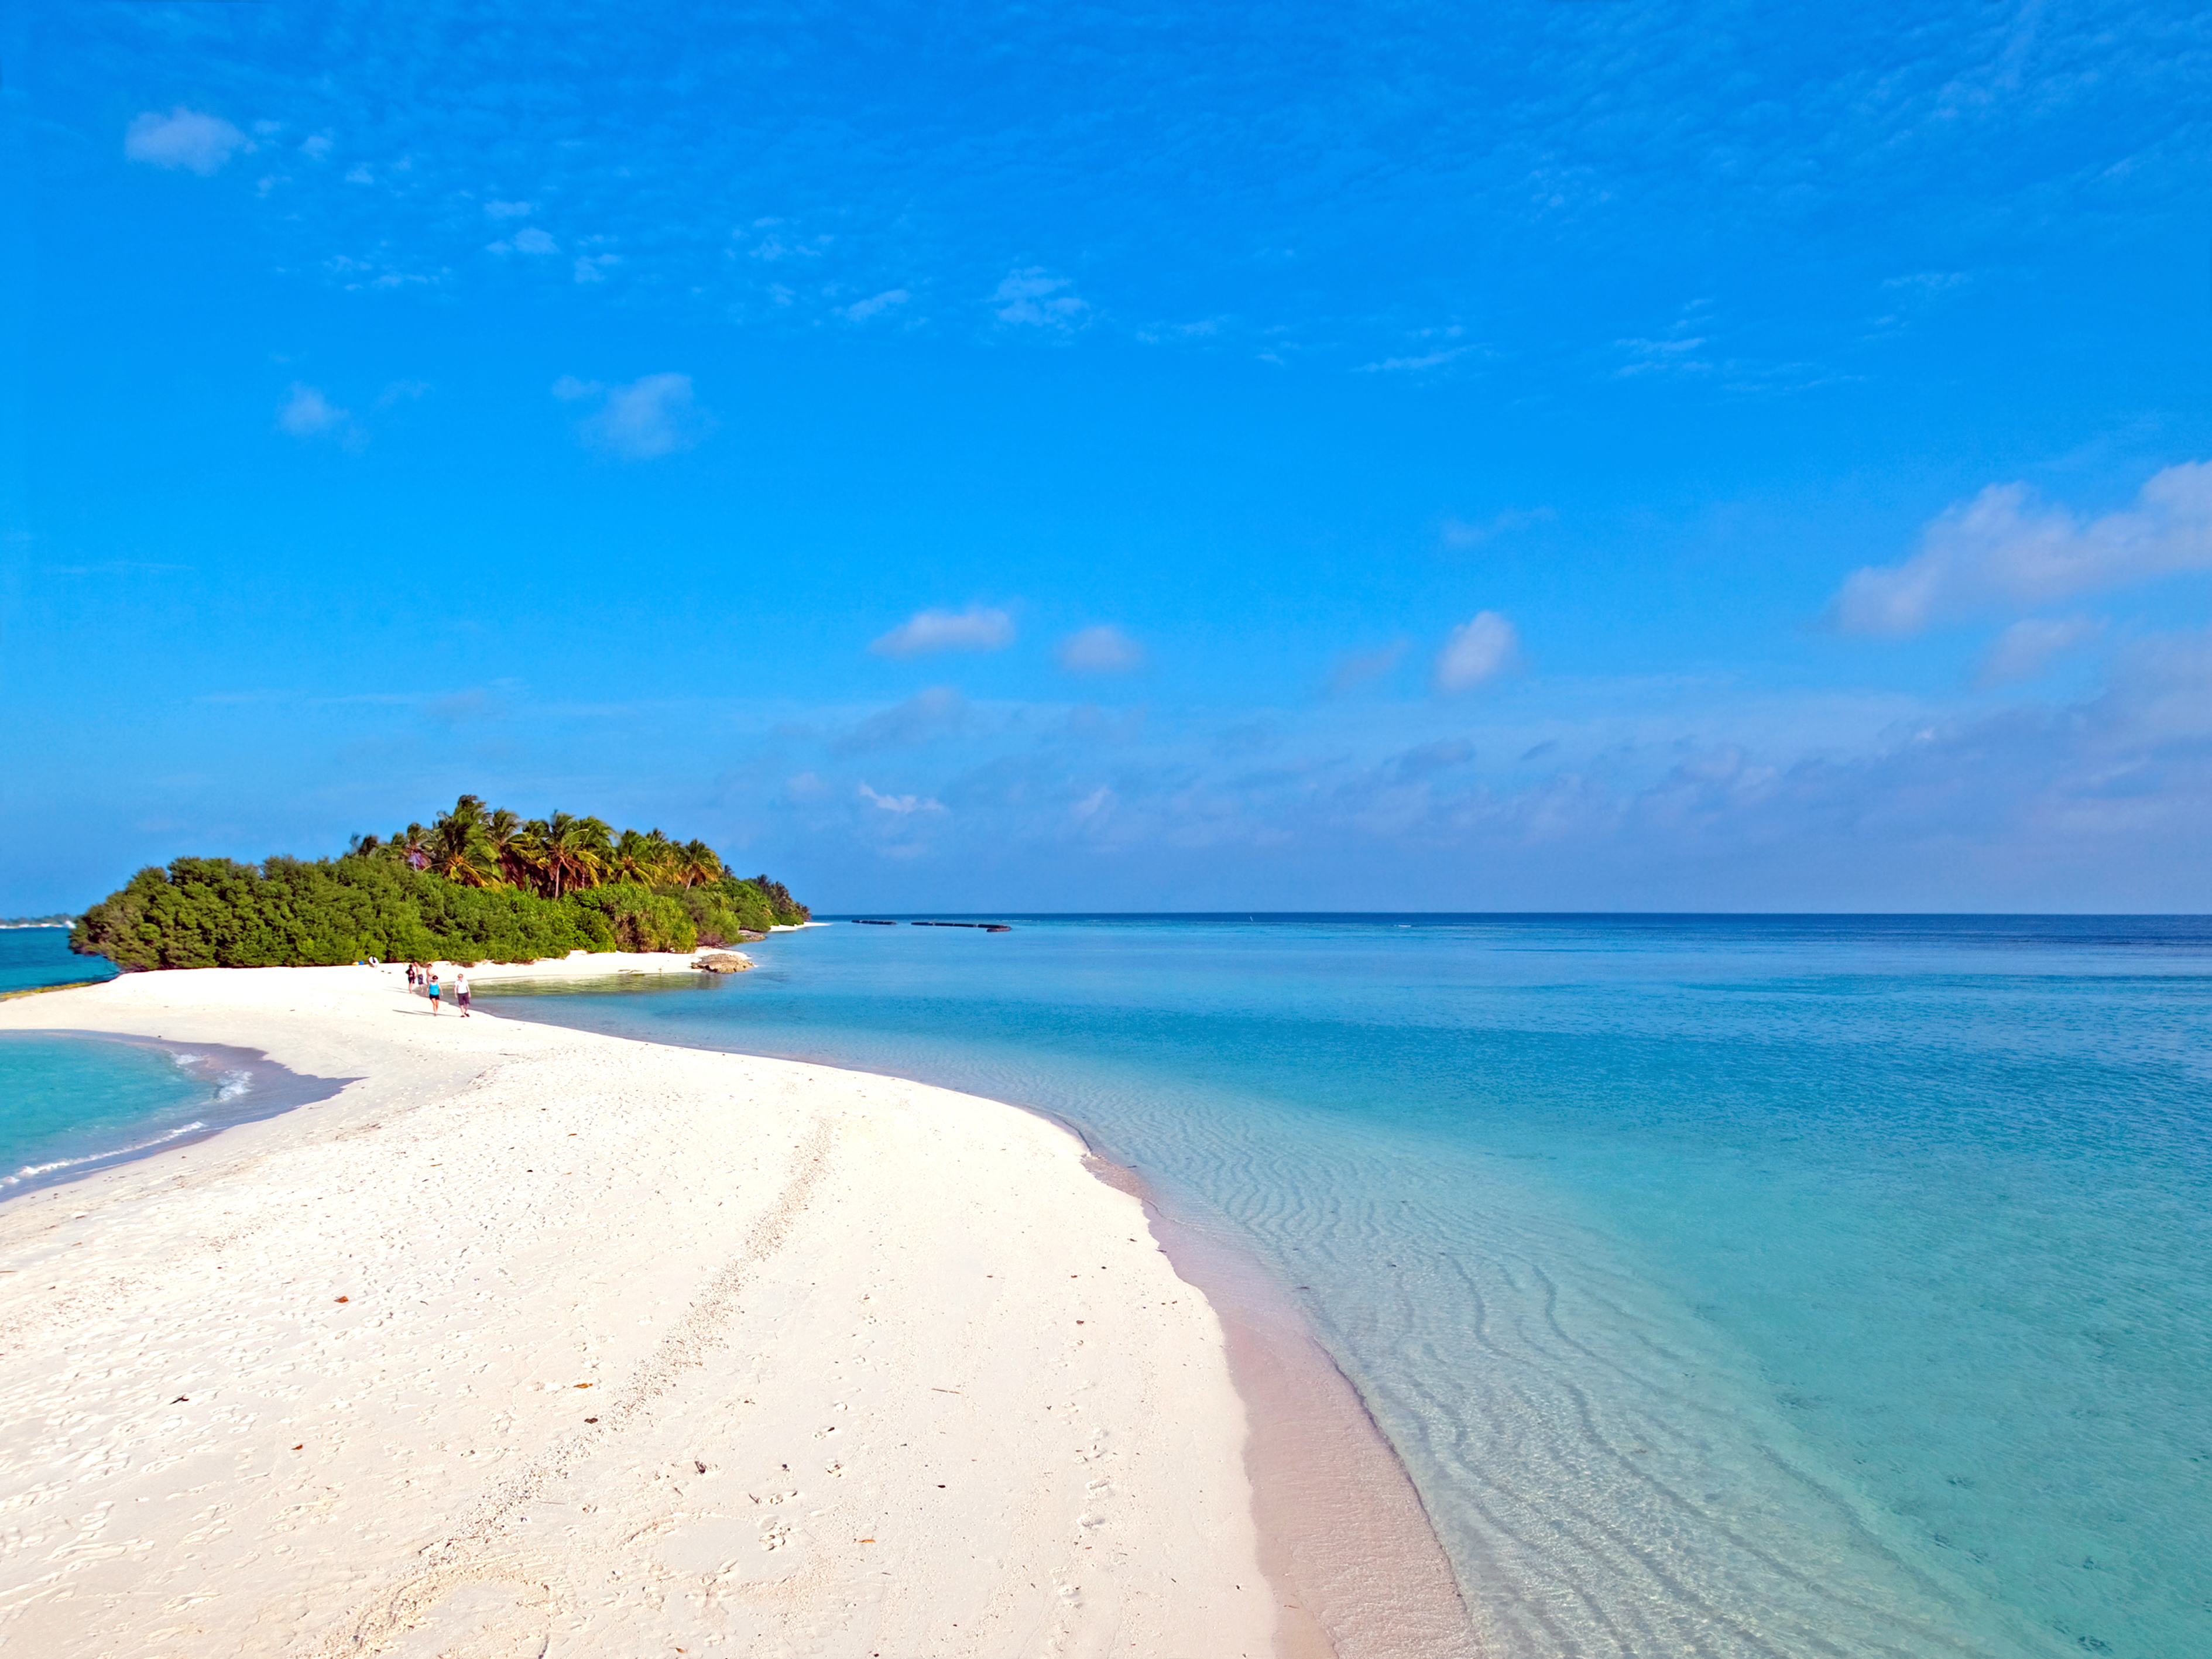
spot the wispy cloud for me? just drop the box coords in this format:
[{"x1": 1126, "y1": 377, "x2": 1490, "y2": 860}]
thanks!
[
  {"x1": 125, "y1": 108, "x2": 249, "y2": 175},
  {"x1": 1977, "y1": 616, "x2": 2102, "y2": 687},
  {"x1": 1057, "y1": 624, "x2": 1144, "y2": 672},
  {"x1": 1830, "y1": 461, "x2": 2212, "y2": 634},
  {"x1": 993, "y1": 268, "x2": 1088, "y2": 329},
  {"x1": 834, "y1": 687, "x2": 972, "y2": 753},
  {"x1": 1326, "y1": 640, "x2": 1407, "y2": 695},
  {"x1": 1439, "y1": 507, "x2": 1554, "y2": 550},
  {"x1": 858, "y1": 781, "x2": 945, "y2": 814},
  {"x1": 870, "y1": 605, "x2": 1015, "y2": 657},
  {"x1": 276, "y1": 383, "x2": 358, "y2": 447},
  {"x1": 1433, "y1": 612, "x2": 1521, "y2": 693},
  {"x1": 844, "y1": 288, "x2": 910, "y2": 321},
  {"x1": 555, "y1": 372, "x2": 709, "y2": 461}
]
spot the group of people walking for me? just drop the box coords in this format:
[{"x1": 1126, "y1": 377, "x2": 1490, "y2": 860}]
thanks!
[{"x1": 403, "y1": 961, "x2": 471, "y2": 1017}]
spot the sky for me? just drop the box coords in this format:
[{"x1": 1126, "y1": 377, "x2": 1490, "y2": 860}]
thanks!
[{"x1": 4, "y1": 0, "x2": 2210, "y2": 913}]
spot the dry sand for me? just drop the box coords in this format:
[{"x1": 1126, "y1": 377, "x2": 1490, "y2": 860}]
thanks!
[{"x1": 0, "y1": 966, "x2": 1282, "y2": 1657}]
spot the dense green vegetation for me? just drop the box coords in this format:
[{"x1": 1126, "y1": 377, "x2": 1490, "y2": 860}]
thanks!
[{"x1": 70, "y1": 795, "x2": 809, "y2": 971}]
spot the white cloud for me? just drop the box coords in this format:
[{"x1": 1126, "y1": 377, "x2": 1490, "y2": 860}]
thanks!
[
  {"x1": 1831, "y1": 462, "x2": 2212, "y2": 635},
  {"x1": 1057, "y1": 624, "x2": 1144, "y2": 672},
  {"x1": 1433, "y1": 612, "x2": 1521, "y2": 692},
  {"x1": 993, "y1": 268, "x2": 1088, "y2": 328},
  {"x1": 275, "y1": 383, "x2": 351, "y2": 440},
  {"x1": 485, "y1": 200, "x2": 534, "y2": 219},
  {"x1": 844, "y1": 289, "x2": 910, "y2": 321},
  {"x1": 1977, "y1": 616, "x2": 2102, "y2": 687},
  {"x1": 870, "y1": 605, "x2": 1015, "y2": 657},
  {"x1": 344, "y1": 164, "x2": 375, "y2": 185},
  {"x1": 511, "y1": 227, "x2": 558, "y2": 255},
  {"x1": 858, "y1": 782, "x2": 945, "y2": 814},
  {"x1": 574, "y1": 254, "x2": 620, "y2": 283},
  {"x1": 124, "y1": 108, "x2": 249, "y2": 175},
  {"x1": 561, "y1": 372, "x2": 708, "y2": 461},
  {"x1": 299, "y1": 134, "x2": 333, "y2": 161}
]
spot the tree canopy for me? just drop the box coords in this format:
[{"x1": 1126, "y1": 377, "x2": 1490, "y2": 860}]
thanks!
[{"x1": 70, "y1": 796, "x2": 809, "y2": 971}]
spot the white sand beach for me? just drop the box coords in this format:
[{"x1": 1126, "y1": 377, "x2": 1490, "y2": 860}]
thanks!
[{"x1": 0, "y1": 966, "x2": 1285, "y2": 1657}]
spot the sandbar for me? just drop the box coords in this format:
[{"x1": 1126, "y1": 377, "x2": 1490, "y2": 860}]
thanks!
[{"x1": 0, "y1": 965, "x2": 1276, "y2": 1655}]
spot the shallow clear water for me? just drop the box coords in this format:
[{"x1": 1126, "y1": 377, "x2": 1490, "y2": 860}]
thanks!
[
  {"x1": 346, "y1": 918, "x2": 2212, "y2": 1652},
  {"x1": 0, "y1": 927, "x2": 344, "y2": 1195},
  {"x1": 0, "y1": 1034, "x2": 239, "y2": 1194}
]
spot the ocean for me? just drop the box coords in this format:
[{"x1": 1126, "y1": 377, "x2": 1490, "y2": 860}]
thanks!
[{"x1": 472, "y1": 914, "x2": 2211, "y2": 1659}]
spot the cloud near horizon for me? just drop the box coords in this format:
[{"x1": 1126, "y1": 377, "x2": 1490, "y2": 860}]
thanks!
[
  {"x1": 125, "y1": 108, "x2": 249, "y2": 174},
  {"x1": 1433, "y1": 612, "x2": 1520, "y2": 692},
  {"x1": 1830, "y1": 461, "x2": 2212, "y2": 635},
  {"x1": 1977, "y1": 616, "x2": 2102, "y2": 687},
  {"x1": 1057, "y1": 625, "x2": 1144, "y2": 672},
  {"x1": 869, "y1": 605, "x2": 1016, "y2": 657}
]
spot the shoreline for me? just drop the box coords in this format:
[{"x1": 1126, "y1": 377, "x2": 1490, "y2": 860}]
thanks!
[
  {"x1": 478, "y1": 974, "x2": 1486, "y2": 1657},
  {"x1": 0, "y1": 965, "x2": 1476, "y2": 1657},
  {"x1": 0, "y1": 1032, "x2": 351, "y2": 1198},
  {"x1": 1086, "y1": 1157, "x2": 1480, "y2": 1659}
]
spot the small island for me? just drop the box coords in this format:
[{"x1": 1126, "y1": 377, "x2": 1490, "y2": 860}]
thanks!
[{"x1": 70, "y1": 795, "x2": 810, "y2": 970}]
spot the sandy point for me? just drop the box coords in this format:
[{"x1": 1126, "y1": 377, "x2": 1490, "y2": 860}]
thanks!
[{"x1": 0, "y1": 964, "x2": 1476, "y2": 1657}]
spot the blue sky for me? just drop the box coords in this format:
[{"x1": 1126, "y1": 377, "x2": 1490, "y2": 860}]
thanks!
[{"x1": 5, "y1": 0, "x2": 2210, "y2": 911}]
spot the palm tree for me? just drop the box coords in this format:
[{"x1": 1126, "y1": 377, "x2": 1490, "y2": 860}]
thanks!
[
  {"x1": 612, "y1": 827, "x2": 675, "y2": 886},
  {"x1": 393, "y1": 822, "x2": 431, "y2": 871},
  {"x1": 427, "y1": 794, "x2": 494, "y2": 886},
  {"x1": 535, "y1": 811, "x2": 611, "y2": 899},
  {"x1": 483, "y1": 808, "x2": 532, "y2": 889},
  {"x1": 678, "y1": 839, "x2": 723, "y2": 890}
]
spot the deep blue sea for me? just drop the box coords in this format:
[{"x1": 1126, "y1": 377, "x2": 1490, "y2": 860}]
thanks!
[
  {"x1": 471, "y1": 914, "x2": 2210, "y2": 1659},
  {"x1": 0, "y1": 925, "x2": 113, "y2": 996}
]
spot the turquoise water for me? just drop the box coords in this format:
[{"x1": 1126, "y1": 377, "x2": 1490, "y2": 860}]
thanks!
[
  {"x1": 481, "y1": 915, "x2": 2211, "y2": 1659},
  {"x1": 0, "y1": 927, "x2": 345, "y2": 1195},
  {"x1": 0, "y1": 1034, "x2": 238, "y2": 1194}
]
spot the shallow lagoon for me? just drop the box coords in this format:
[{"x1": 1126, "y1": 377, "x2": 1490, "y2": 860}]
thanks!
[{"x1": 483, "y1": 914, "x2": 2211, "y2": 1659}]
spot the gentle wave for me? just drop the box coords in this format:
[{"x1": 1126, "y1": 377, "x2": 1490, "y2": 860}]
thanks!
[{"x1": 1, "y1": 1119, "x2": 210, "y2": 1188}]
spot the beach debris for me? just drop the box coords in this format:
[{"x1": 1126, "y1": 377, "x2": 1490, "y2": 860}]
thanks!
[
  {"x1": 584, "y1": 1416, "x2": 598, "y2": 1424},
  {"x1": 171, "y1": 1396, "x2": 188, "y2": 1403},
  {"x1": 334, "y1": 1295, "x2": 349, "y2": 1303},
  {"x1": 692, "y1": 952, "x2": 752, "y2": 974}
]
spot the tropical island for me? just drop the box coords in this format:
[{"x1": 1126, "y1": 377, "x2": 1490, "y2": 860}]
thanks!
[{"x1": 70, "y1": 794, "x2": 809, "y2": 970}]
